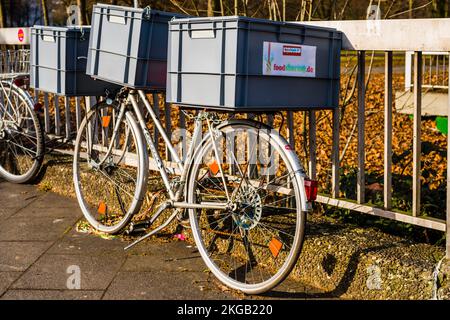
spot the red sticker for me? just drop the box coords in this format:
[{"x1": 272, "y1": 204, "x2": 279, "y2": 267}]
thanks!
[
  {"x1": 285, "y1": 145, "x2": 293, "y2": 151},
  {"x1": 18, "y1": 29, "x2": 24, "y2": 42},
  {"x1": 283, "y1": 45, "x2": 302, "y2": 56}
]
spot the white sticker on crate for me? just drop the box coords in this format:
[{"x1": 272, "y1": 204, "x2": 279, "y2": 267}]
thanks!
[{"x1": 263, "y1": 42, "x2": 316, "y2": 77}]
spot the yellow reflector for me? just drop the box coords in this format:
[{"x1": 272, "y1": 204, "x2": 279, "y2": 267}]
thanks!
[{"x1": 269, "y1": 237, "x2": 283, "y2": 258}]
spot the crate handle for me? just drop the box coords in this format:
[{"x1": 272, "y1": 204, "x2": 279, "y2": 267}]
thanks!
[
  {"x1": 41, "y1": 34, "x2": 55, "y2": 43},
  {"x1": 189, "y1": 29, "x2": 216, "y2": 39},
  {"x1": 107, "y1": 9, "x2": 127, "y2": 25}
]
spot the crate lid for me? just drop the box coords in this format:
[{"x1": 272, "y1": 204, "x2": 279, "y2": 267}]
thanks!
[
  {"x1": 93, "y1": 3, "x2": 187, "y2": 20},
  {"x1": 32, "y1": 25, "x2": 91, "y2": 32},
  {"x1": 31, "y1": 26, "x2": 91, "y2": 41},
  {"x1": 170, "y1": 15, "x2": 341, "y2": 35}
]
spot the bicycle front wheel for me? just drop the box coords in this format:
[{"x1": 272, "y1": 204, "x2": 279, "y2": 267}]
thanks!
[
  {"x1": 187, "y1": 120, "x2": 306, "y2": 294},
  {"x1": 73, "y1": 101, "x2": 149, "y2": 234},
  {"x1": 0, "y1": 81, "x2": 44, "y2": 183}
]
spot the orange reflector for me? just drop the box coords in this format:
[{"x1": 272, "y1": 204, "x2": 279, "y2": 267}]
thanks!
[
  {"x1": 98, "y1": 202, "x2": 107, "y2": 215},
  {"x1": 102, "y1": 116, "x2": 111, "y2": 128},
  {"x1": 209, "y1": 160, "x2": 220, "y2": 176},
  {"x1": 269, "y1": 237, "x2": 283, "y2": 258}
]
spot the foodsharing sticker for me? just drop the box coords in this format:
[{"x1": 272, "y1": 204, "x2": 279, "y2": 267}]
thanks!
[{"x1": 263, "y1": 41, "x2": 316, "y2": 78}]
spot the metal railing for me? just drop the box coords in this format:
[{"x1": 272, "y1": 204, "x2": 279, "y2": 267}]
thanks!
[
  {"x1": 302, "y1": 18, "x2": 450, "y2": 258},
  {"x1": 405, "y1": 51, "x2": 449, "y2": 91}
]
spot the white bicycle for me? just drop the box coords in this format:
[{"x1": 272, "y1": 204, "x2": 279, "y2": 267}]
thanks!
[
  {"x1": 73, "y1": 88, "x2": 315, "y2": 294},
  {"x1": 0, "y1": 49, "x2": 44, "y2": 183}
]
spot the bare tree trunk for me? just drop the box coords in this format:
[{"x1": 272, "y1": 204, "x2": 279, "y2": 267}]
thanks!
[
  {"x1": 234, "y1": 0, "x2": 238, "y2": 15},
  {"x1": 219, "y1": 0, "x2": 225, "y2": 16},
  {"x1": 409, "y1": 0, "x2": 413, "y2": 18},
  {"x1": 0, "y1": 0, "x2": 6, "y2": 28},
  {"x1": 77, "y1": 0, "x2": 88, "y2": 25},
  {"x1": 242, "y1": 0, "x2": 248, "y2": 16},
  {"x1": 41, "y1": 0, "x2": 49, "y2": 26},
  {"x1": 207, "y1": 0, "x2": 221, "y2": 17}
]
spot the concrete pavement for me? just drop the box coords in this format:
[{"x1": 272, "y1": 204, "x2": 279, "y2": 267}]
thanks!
[{"x1": 0, "y1": 180, "x2": 327, "y2": 300}]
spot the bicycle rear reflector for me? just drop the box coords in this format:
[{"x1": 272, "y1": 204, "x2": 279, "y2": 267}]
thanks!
[
  {"x1": 304, "y1": 179, "x2": 318, "y2": 202},
  {"x1": 269, "y1": 237, "x2": 283, "y2": 258}
]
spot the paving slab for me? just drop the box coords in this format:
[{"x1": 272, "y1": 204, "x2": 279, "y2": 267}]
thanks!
[
  {"x1": 0, "y1": 272, "x2": 21, "y2": 296},
  {"x1": 0, "y1": 216, "x2": 78, "y2": 241},
  {"x1": 0, "y1": 182, "x2": 41, "y2": 209},
  {"x1": 0, "y1": 207, "x2": 16, "y2": 222},
  {"x1": 122, "y1": 243, "x2": 206, "y2": 273},
  {"x1": 1, "y1": 289, "x2": 104, "y2": 300},
  {"x1": 0, "y1": 241, "x2": 53, "y2": 272},
  {"x1": 47, "y1": 229, "x2": 126, "y2": 256},
  {"x1": 30, "y1": 192, "x2": 81, "y2": 209},
  {"x1": 12, "y1": 205, "x2": 82, "y2": 220},
  {"x1": 102, "y1": 271, "x2": 233, "y2": 300},
  {"x1": 11, "y1": 254, "x2": 126, "y2": 291}
]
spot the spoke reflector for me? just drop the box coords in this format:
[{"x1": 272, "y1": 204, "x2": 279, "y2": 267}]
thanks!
[
  {"x1": 208, "y1": 160, "x2": 220, "y2": 176},
  {"x1": 269, "y1": 237, "x2": 283, "y2": 258},
  {"x1": 98, "y1": 201, "x2": 107, "y2": 215},
  {"x1": 102, "y1": 116, "x2": 111, "y2": 128}
]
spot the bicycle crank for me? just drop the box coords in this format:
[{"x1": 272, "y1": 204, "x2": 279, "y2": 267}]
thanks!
[{"x1": 124, "y1": 202, "x2": 178, "y2": 251}]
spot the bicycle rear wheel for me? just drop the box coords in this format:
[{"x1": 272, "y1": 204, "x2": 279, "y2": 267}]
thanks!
[
  {"x1": 73, "y1": 100, "x2": 149, "y2": 234},
  {"x1": 0, "y1": 81, "x2": 44, "y2": 183},
  {"x1": 187, "y1": 120, "x2": 306, "y2": 294}
]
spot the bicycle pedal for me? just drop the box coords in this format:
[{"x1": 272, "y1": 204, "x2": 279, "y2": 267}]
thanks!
[{"x1": 124, "y1": 220, "x2": 152, "y2": 235}]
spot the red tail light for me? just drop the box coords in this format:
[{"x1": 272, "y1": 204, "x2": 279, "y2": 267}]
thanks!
[{"x1": 304, "y1": 179, "x2": 318, "y2": 202}]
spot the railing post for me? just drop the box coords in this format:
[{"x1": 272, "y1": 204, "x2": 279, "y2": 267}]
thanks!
[
  {"x1": 309, "y1": 110, "x2": 317, "y2": 180},
  {"x1": 75, "y1": 97, "x2": 82, "y2": 129},
  {"x1": 54, "y1": 94, "x2": 61, "y2": 136},
  {"x1": 43, "y1": 92, "x2": 50, "y2": 134},
  {"x1": 405, "y1": 51, "x2": 413, "y2": 91},
  {"x1": 287, "y1": 111, "x2": 295, "y2": 148},
  {"x1": 447, "y1": 51, "x2": 450, "y2": 259},
  {"x1": 413, "y1": 51, "x2": 422, "y2": 217},
  {"x1": 357, "y1": 50, "x2": 366, "y2": 204},
  {"x1": 165, "y1": 103, "x2": 172, "y2": 161},
  {"x1": 64, "y1": 97, "x2": 71, "y2": 140},
  {"x1": 332, "y1": 107, "x2": 340, "y2": 199},
  {"x1": 384, "y1": 51, "x2": 393, "y2": 210}
]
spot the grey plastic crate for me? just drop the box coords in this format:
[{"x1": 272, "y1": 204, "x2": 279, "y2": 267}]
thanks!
[
  {"x1": 30, "y1": 26, "x2": 120, "y2": 97},
  {"x1": 86, "y1": 4, "x2": 185, "y2": 90},
  {"x1": 166, "y1": 16, "x2": 342, "y2": 111}
]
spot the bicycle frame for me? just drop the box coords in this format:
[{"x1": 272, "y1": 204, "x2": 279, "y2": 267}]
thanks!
[{"x1": 120, "y1": 89, "x2": 230, "y2": 211}]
